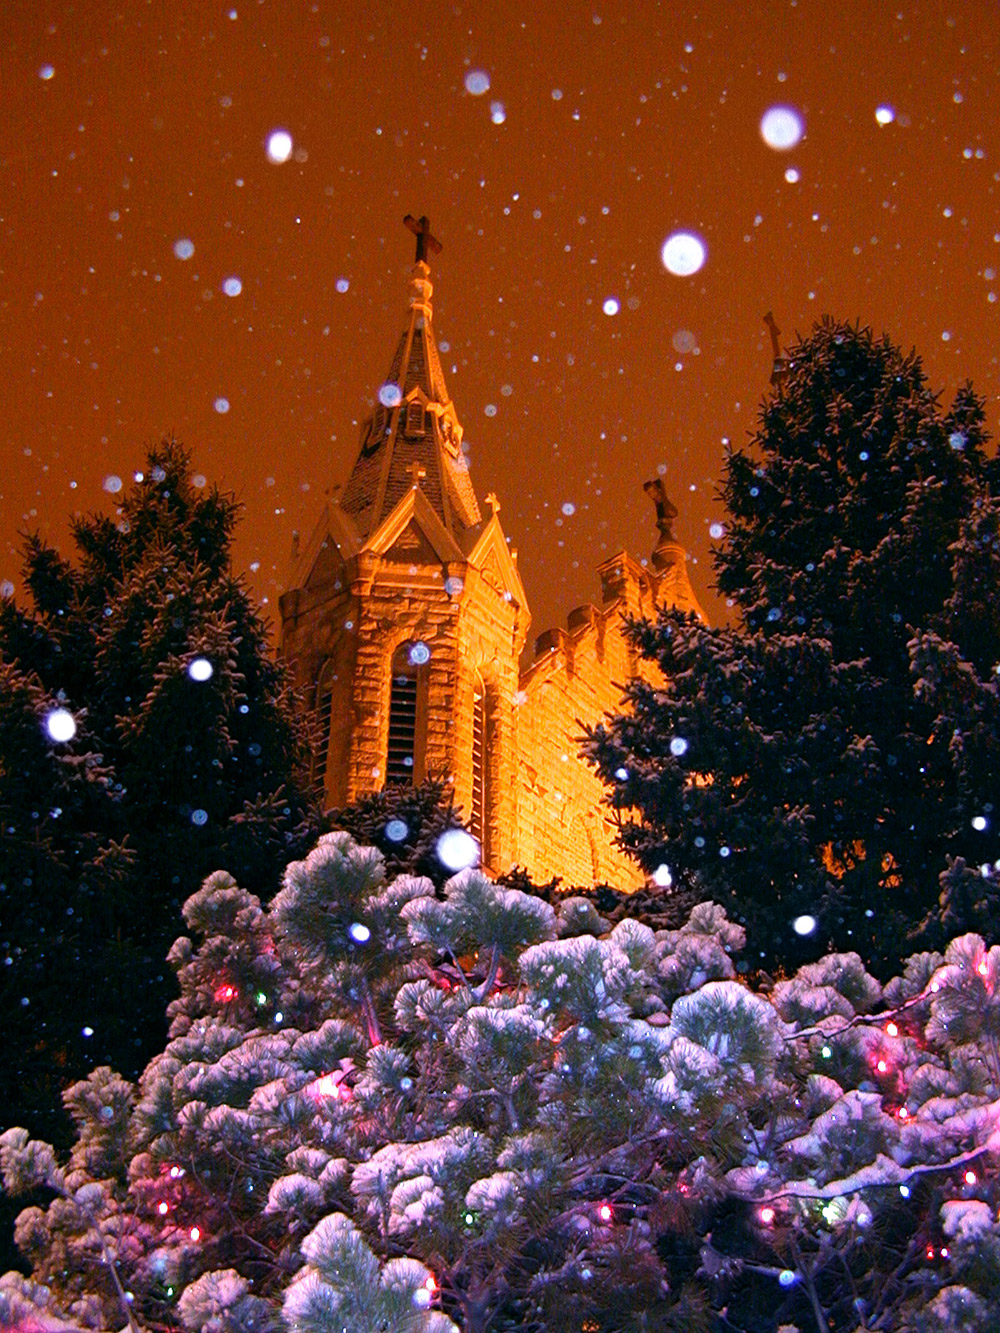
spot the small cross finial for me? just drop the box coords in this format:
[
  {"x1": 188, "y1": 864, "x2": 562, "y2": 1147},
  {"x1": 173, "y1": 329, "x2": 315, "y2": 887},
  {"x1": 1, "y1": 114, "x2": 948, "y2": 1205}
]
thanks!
[
  {"x1": 643, "y1": 478, "x2": 678, "y2": 542},
  {"x1": 763, "y1": 311, "x2": 788, "y2": 385},
  {"x1": 406, "y1": 460, "x2": 427, "y2": 488},
  {"x1": 485, "y1": 492, "x2": 500, "y2": 518},
  {"x1": 403, "y1": 214, "x2": 443, "y2": 266},
  {"x1": 763, "y1": 311, "x2": 782, "y2": 361}
]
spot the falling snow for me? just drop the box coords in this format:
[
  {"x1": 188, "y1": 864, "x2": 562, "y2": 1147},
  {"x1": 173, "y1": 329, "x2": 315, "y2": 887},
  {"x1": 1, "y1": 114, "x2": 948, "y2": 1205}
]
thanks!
[
  {"x1": 44, "y1": 708, "x2": 77, "y2": 743},
  {"x1": 760, "y1": 105, "x2": 804, "y2": 150},
  {"x1": 464, "y1": 70, "x2": 490, "y2": 96},
  {"x1": 265, "y1": 130, "x2": 293, "y2": 163},
  {"x1": 661, "y1": 232, "x2": 706, "y2": 276},
  {"x1": 2, "y1": 1, "x2": 998, "y2": 747}
]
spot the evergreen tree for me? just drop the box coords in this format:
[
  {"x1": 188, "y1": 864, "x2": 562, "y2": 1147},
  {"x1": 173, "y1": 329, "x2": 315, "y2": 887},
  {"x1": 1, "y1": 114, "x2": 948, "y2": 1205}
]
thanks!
[
  {"x1": 586, "y1": 319, "x2": 1000, "y2": 973},
  {"x1": 327, "y1": 779, "x2": 469, "y2": 889},
  {"x1": 3, "y1": 835, "x2": 1000, "y2": 1332},
  {"x1": 0, "y1": 439, "x2": 318, "y2": 1135},
  {"x1": 0, "y1": 662, "x2": 128, "y2": 1142}
]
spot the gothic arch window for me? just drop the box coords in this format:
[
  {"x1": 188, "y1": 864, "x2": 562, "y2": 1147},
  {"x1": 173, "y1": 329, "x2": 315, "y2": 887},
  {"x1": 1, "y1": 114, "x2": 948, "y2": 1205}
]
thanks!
[
  {"x1": 570, "y1": 812, "x2": 601, "y2": 884},
  {"x1": 368, "y1": 405, "x2": 390, "y2": 448},
  {"x1": 360, "y1": 418, "x2": 376, "y2": 456},
  {"x1": 313, "y1": 664, "x2": 336, "y2": 788},
  {"x1": 470, "y1": 669, "x2": 495, "y2": 865},
  {"x1": 385, "y1": 641, "x2": 429, "y2": 786}
]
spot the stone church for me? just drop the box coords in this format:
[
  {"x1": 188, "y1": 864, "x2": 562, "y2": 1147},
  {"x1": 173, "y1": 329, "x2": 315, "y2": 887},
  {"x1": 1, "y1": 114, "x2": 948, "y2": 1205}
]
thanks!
[{"x1": 279, "y1": 219, "x2": 705, "y2": 888}]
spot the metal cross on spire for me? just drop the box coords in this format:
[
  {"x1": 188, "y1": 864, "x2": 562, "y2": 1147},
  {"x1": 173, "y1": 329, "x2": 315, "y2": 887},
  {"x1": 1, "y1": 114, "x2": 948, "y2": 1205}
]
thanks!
[
  {"x1": 763, "y1": 311, "x2": 788, "y2": 386},
  {"x1": 763, "y1": 311, "x2": 782, "y2": 361},
  {"x1": 643, "y1": 478, "x2": 678, "y2": 542},
  {"x1": 403, "y1": 214, "x2": 443, "y2": 266}
]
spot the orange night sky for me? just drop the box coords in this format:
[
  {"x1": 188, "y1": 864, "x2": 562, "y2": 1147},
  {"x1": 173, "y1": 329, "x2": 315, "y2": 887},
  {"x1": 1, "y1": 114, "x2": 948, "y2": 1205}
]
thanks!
[{"x1": 2, "y1": 0, "x2": 998, "y2": 640}]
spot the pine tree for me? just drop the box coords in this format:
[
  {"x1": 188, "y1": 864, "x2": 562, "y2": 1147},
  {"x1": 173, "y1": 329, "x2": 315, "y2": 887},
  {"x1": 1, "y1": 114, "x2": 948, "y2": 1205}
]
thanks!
[
  {"x1": 0, "y1": 439, "x2": 318, "y2": 1135},
  {"x1": 4, "y1": 835, "x2": 1000, "y2": 1333},
  {"x1": 586, "y1": 319, "x2": 1000, "y2": 973}
]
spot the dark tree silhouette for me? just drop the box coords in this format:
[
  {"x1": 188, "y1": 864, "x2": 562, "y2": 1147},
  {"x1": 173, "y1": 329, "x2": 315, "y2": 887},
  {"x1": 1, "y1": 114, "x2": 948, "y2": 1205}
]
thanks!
[
  {"x1": 0, "y1": 439, "x2": 319, "y2": 1141},
  {"x1": 586, "y1": 319, "x2": 1000, "y2": 973}
]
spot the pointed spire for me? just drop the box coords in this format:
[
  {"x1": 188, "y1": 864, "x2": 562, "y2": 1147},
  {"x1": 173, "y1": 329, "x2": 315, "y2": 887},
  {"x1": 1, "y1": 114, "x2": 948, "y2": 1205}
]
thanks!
[{"x1": 337, "y1": 218, "x2": 482, "y2": 543}]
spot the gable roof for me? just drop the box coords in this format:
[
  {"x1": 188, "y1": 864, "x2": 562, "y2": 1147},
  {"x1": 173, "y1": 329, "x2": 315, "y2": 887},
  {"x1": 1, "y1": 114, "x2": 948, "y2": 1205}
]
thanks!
[
  {"x1": 467, "y1": 510, "x2": 530, "y2": 616},
  {"x1": 364, "y1": 483, "x2": 467, "y2": 567}
]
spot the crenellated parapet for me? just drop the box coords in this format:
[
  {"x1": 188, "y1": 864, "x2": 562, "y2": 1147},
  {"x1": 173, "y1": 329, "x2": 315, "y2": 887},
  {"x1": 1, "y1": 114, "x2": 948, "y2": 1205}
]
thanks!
[{"x1": 508, "y1": 483, "x2": 706, "y2": 887}]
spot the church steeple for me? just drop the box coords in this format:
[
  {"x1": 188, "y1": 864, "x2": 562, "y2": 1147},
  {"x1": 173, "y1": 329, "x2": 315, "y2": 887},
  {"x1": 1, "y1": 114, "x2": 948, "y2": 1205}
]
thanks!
[
  {"x1": 338, "y1": 217, "x2": 482, "y2": 543},
  {"x1": 281, "y1": 220, "x2": 705, "y2": 888}
]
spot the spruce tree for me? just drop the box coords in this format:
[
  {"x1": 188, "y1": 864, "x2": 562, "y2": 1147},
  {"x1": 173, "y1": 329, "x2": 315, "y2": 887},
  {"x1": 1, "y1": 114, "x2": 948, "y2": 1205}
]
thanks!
[
  {"x1": 327, "y1": 779, "x2": 469, "y2": 888},
  {"x1": 586, "y1": 319, "x2": 1000, "y2": 973},
  {"x1": 0, "y1": 662, "x2": 128, "y2": 1142},
  {"x1": 0, "y1": 439, "x2": 318, "y2": 1135}
]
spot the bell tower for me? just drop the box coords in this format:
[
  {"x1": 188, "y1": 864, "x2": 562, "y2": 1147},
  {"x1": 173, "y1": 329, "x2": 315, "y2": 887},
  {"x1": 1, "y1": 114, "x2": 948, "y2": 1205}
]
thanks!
[{"x1": 279, "y1": 218, "x2": 530, "y2": 869}]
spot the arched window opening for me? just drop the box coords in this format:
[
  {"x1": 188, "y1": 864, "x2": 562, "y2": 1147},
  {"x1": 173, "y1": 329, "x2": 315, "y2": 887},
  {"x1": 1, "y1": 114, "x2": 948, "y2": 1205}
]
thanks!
[
  {"x1": 315, "y1": 688, "x2": 334, "y2": 783},
  {"x1": 571, "y1": 812, "x2": 601, "y2": 885},
  {"x1": 405, "y1": 400, "x2": 427, "y2": 436},
  {"x1": 386, "y1": 642, "x2": 428, "y2": 786},
  {"x1": 313, "y1": 664, "x2": 336, "y2": 790},
  {"x1": 470, "y1": 671, "x2": 492, "y2": 864}
]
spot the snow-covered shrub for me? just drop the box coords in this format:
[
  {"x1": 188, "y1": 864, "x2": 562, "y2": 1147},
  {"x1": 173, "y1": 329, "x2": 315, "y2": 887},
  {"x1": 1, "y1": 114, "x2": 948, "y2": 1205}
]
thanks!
[
  {"x1": 284, "y1": 1213, "x2": 457, "y2": 1333},
  {"x1": 2, "y1": 835, "x2": 1000, "y2": 1332},
  {"x1": 176, "y1": 1268, "x2": 278, "y2": 1333}
]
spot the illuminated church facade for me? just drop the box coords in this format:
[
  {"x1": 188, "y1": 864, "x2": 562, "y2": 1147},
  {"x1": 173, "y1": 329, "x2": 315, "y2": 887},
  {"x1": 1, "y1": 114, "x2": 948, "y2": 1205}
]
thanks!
[{"x1": 279, "y1": 221, "x2": 705, "y2": 887}]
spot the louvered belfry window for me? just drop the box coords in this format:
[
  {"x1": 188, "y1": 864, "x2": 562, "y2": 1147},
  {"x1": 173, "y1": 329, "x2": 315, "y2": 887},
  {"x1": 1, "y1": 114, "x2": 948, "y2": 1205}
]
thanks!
[
  {"x1": 315, "y1": 687, "x2": 334, "y2": 784},
  {"x1": 386, "y1": 643, "x2": 426, "y2": 786},
  {"x1": 470, "y1": 673, "x2": 491, "y2": 862}
]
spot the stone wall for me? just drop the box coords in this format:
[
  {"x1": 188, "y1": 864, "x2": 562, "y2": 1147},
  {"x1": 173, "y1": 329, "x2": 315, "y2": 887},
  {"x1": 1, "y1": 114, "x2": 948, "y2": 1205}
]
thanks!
[{"x1": 511, "y1": 552, "x2": 657, "y2": 890}]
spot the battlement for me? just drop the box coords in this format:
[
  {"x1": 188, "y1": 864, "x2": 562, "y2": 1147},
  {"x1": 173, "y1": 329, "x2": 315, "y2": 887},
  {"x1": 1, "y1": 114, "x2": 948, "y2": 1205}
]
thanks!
[
  {"x1": 523, "y1": 582, "x2": 623, "y2": 688},
  {"x1": 521, "y1": 547, "x2": 662, "y2": 685}
]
